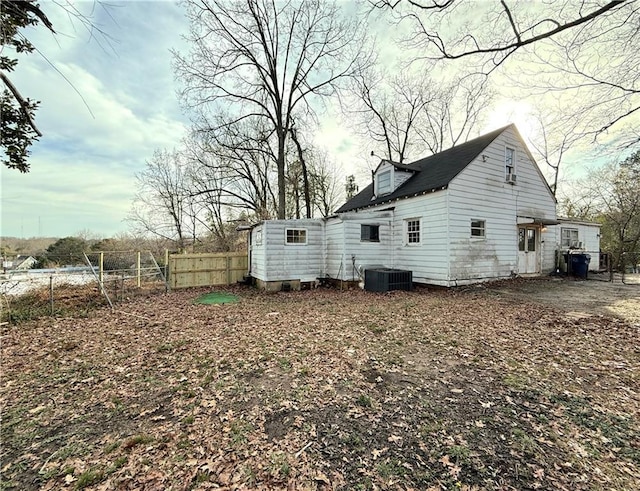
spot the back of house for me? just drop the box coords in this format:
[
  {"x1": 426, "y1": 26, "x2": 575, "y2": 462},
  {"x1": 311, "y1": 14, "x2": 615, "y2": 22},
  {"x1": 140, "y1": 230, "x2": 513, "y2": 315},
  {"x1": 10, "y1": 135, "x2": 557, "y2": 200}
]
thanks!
[
  {"x1": 249, "y1": 124, "x2": 578, "y2": 290},
  {"x1": 334, "y1": 124, "x2": 558, "y2": 286}
]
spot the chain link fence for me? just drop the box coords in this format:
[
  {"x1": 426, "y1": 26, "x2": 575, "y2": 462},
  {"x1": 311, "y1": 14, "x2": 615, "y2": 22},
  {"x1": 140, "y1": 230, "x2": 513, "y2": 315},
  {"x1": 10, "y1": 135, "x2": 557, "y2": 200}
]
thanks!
[
  {"x1": 84, "y1": 250, "x2": 167, "y2": 307},
  {"x1": 0, "y1": 251, "x2": 167, "y2": 324},
  {"x1": 0, "y1": 268, "x2": 104, "y2": 323}
]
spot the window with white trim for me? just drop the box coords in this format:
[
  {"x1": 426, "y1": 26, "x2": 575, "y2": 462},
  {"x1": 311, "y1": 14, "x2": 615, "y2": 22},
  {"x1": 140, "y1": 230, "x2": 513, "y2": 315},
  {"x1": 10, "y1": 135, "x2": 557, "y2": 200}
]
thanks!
[
  {"x1": 285, "y1": 228, "x2": 307, "y2": 244},
  {"x1": 505, "y1": 147, "x2": 515, "y2": 177},
  {"x1": 361, "y1": 224, "x2": 380, "y2": 242},
  {"x1": 471, "y1": 219, "x2": 486, "y2": 238},
  {"x1": 377, "y1": 170, "x2": 392, "y2": 195},
  {"x1": 255, "y1": 229, "x2": 263, "y2": 245},
  {"x1": 405, "y1": 219, "x2": 420, "y2": 244},
  {"x1": 561, "y1": 227, "x2": 579, "y2": 248}
]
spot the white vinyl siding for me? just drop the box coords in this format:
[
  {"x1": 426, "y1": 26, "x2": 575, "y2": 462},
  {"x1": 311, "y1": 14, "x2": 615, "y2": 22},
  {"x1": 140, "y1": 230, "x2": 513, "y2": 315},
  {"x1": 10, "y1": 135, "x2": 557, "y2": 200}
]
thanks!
[
  {"x1": 377, "y1": 170, "x2": 392, "y2": 195},
  {"x1": 251, "y1": 219, "x2": 324, "y2": 282},
  {"x1": 447, "y1": 125, "x2": 556, "y2": 283},
  {"x1": 394, "y1": 170, "x2": 413, "y2": 189},
  {"x1": 556, "y1": 220, "x2": 601, "y2": 271},
  {"x1": 357, "y1": 193, "x2": 450, "y2": 286},
  {"x1": 324, "y1": 211, "x2": 394, "y2": 281},
  {"x1": 250, "y1": 226, "x2": 266, "y2": 279}
]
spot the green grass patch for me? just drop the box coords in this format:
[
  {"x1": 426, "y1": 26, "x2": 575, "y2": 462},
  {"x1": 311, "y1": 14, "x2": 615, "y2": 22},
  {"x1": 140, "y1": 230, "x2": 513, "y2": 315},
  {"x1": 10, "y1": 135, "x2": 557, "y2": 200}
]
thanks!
[
  {"x1": 76, "y1": 468, "x2": 104, "y2": 489},
  {"x1": 356, "y1": 394, "x2": 373, "y2": 408},
  {"x1": 193, "y1": 292, "x2": 239, "y2": 305}
]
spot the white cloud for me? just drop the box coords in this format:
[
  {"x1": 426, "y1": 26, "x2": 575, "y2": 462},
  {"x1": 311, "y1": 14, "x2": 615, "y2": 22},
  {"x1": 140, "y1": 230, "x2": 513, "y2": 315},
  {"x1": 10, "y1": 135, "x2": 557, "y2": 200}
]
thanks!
[{"x1": 1, "y1": 1, "x2": 190, "y2": 238}]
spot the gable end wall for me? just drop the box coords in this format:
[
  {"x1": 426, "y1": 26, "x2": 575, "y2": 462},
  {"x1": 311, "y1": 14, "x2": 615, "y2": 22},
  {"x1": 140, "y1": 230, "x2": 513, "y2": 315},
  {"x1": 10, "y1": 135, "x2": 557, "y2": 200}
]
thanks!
[{"x1": 446, "y1": 126, "x2": 557, "y2": 283}]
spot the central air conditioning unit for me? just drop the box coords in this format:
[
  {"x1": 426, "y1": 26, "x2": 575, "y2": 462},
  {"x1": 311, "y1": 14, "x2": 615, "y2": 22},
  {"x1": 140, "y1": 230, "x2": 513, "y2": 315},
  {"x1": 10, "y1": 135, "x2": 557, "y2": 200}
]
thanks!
[
  {"x1": 506, "y1": 173, "x2": 517, "y2": 184},
  {"x1": 364, "y1": 268, "x2": 413, "y2": 292}
]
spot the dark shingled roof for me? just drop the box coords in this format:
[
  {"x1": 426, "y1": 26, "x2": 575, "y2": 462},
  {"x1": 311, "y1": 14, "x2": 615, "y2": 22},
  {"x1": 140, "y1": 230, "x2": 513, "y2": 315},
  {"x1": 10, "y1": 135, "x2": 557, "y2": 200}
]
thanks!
[{"x1": 336, "y1": 125, "x2": 512, "y2": 213}]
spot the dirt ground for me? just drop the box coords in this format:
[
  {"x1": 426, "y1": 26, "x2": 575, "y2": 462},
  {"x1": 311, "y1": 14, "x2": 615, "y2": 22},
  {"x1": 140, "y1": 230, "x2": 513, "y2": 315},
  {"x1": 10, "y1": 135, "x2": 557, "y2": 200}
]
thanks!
[
  {"x1": 1, "y1": 278, "x2": 638, "y2": 490},
  {"x1": 485, "y1": 275, "x2": 640, "y2": 325}
]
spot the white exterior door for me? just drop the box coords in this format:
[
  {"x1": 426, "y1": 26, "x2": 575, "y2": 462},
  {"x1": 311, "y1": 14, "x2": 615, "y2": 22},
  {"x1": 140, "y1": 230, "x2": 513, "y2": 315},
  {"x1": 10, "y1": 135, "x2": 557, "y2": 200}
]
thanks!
[{"x1": 518, "y1": 226, "x2": 539, "y2": 274}]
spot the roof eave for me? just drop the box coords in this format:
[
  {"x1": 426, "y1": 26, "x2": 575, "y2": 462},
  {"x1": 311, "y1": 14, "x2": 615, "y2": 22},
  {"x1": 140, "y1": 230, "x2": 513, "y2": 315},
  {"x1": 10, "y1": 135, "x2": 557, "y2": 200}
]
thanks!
[{"x1": 338, "y1": 185, "x2": 448, "y2": 213}]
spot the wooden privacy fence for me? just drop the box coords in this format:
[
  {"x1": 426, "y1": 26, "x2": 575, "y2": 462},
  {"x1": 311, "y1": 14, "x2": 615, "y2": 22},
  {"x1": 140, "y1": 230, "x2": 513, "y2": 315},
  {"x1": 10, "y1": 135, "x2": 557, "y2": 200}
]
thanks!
[{"x1": 168, "y1": 252, "x2": 248, "y2": 289}]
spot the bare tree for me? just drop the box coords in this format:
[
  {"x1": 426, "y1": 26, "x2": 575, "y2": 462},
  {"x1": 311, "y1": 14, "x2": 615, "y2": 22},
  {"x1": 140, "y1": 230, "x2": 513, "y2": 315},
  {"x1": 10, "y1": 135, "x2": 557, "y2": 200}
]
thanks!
[
  {"x1": 375, "y1": 1, "x2": 626, "y2": 65},
  {"x1": 174, "y1": 0, "x2": 370, "y2": 219},
  {"x1": 373, "y1": 0, "x2": 639, "y2": 147},
  {"x1": 348, "y1": 69, "x2": 433, "y2": 163},
  {"x1": 290, "y1": 127, "x2": 312, "y2": 219},
  {"x1": 284, "y1": 135, "x2": 342, "y2": 218},
  {"x1": 190, "y1": 118, "x2": 279, "y2": 219},
  {"x1": 347, "y1": 66, "x2": 491, "y2": 162},
  {"x1": 309, "y1": 154, "x2": 343, "y2": 217},
  {"x1": 560, "y1": 150, "x2": 640, "y2": 270},
  {"x1": 127, "y1": 149, "x2": 191, "y2": 250},
  {"x1": 527, "y1": 109, "x2": 582, "y2": 196},
  {"x1": 416, "y1": 74, "x2": 492, "y2": 154}
]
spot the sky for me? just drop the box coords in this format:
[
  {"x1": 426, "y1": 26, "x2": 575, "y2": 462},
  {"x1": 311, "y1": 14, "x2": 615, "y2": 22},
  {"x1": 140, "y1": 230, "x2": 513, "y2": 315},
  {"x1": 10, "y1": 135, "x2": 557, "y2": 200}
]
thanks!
[
  {"x1": 1, "y1": 1, "x2": 191, "y2": 238},
  {"x1": 1, "y1": 1, "x2": 635, "y2": 239}
]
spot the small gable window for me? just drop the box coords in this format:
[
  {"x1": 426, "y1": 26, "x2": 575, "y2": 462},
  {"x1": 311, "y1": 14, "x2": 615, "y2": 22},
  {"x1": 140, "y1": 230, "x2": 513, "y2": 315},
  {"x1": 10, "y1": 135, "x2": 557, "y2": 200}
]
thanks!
[
  {"x1": 285, "y1": 228, "x2": 307, "y2": 244},
  {"x1": 505, "y1": 147, "x2": 515, "y2": 176},
  {"x1": 471, "y1": 219, "x2": 486, "y2": 238},
  {"x1": 377, "y1": 170, "x2": 391, "y2": 195},
  {"x1": 361, "y1": 224, "x2": 380, "y2": 242}
]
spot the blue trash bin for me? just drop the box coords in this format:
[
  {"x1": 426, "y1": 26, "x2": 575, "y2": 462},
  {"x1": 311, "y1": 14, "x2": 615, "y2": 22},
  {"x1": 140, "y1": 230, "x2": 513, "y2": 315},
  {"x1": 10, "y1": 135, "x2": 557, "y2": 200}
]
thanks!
[{"x1": 570, "y1": 253, "x2": 590, "y2": 279}]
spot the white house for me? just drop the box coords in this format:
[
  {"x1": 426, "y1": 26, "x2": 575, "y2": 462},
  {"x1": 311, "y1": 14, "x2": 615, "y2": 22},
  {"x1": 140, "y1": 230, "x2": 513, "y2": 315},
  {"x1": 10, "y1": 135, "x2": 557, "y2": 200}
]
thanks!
[
  {"x1": 556, "y1": 218, "x2": 602, "y2": 272},
  {"x1": 249, "y1": 124, "x2": 588, "y2": 289},
  {"x1": 2, "y1": 255, "x2": 37, "y2": 271}
]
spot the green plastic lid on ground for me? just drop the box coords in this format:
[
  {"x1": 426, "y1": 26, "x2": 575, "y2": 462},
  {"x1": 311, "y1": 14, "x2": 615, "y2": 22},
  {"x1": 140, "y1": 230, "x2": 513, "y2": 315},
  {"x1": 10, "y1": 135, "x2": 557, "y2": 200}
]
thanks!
[{"x1": 193, "y1": 292, "x2": 239, "y2": 305}]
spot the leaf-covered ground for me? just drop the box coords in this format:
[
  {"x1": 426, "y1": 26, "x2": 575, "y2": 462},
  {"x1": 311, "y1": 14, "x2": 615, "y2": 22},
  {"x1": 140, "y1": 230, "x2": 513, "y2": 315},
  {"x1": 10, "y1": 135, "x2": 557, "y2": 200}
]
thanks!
[{"x1": 2, "y1": 280, "x2": 639, "y2": 490}]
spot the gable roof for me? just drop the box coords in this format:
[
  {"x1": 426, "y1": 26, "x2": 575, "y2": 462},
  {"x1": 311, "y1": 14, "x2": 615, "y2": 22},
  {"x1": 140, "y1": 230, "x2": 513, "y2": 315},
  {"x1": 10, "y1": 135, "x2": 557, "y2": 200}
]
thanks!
[
  {"x1": 336, "y1": 125, "x2": 512, "y2": 213},
  {"x1": 373, "y1": 159, "x2": 416, "y2": 174}
]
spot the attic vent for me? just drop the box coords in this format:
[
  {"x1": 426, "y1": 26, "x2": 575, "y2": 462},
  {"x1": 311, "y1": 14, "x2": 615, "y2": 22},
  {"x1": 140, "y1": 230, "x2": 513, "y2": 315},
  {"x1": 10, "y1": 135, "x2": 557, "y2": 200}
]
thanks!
[{"x1": 364, "y1": 268, "x2": 413, "y2": 292}]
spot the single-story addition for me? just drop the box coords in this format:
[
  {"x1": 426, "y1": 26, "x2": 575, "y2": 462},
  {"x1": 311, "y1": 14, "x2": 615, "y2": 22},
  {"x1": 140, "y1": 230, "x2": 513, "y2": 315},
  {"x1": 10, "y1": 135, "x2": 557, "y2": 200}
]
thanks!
[
  {"x1": 248, "y1": 124, "x2": 593, "y2": 289},
  {"x1": 556, "y1": 218, "x2": 602, "y2": 272}
]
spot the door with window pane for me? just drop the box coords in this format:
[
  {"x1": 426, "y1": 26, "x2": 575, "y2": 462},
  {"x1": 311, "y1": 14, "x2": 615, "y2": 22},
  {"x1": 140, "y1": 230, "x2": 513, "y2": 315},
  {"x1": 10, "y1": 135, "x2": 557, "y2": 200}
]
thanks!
[{"x1": 517, "y1": 226, "x2": 539, "y2": 274}]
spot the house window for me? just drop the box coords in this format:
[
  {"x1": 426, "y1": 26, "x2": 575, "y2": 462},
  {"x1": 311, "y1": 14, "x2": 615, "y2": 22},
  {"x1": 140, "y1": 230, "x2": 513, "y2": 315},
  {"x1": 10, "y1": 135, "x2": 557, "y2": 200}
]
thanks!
[
  {"x1": 377, "y1": 170, "x2": 391, "y2": 195},
  {"x1": 471, "y1": 219, "x2": 486, "y2": 238},
  {"x1": 361, "y1": 224, "x2": 380, "y2": 242},
  {"x1": 406, "y1": 219, "x2": 420, "y2": 244},
  {"x1": 505, "y1": 147, "x2": 515, "y2": 176},
  {"x1": 255, "y1": 229, "x2": 263, "y2": 245},
  {"x1": 561, "y1": 228, "x2": 579, "y2": 248},
  {"x1": 285, "y1": 228, "x2": 307, "y2": 244}
]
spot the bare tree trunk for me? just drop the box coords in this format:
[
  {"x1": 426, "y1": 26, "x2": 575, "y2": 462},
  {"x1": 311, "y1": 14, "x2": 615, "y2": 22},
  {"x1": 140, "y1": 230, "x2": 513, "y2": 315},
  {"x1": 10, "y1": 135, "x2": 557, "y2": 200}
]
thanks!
[{"x1": 291, "y1": 128, "x2": 312, "y2": 219}]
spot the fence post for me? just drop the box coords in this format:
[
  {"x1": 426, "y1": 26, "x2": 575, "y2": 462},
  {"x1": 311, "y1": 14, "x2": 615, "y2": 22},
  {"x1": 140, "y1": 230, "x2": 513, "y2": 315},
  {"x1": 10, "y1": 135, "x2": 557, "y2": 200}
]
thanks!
[
  {"x1": 49, "y1": 276, "x2": 54, "y2": 316},
  {"x1": 137, "y1": 251, "x2": 141, "y2": 287},
  {"x1": 226, "y1": 255, "x2": 231, "y2": 285},
  {"x1": 165, "y1": 249, "x2": 170, "y2": 289},
  {"x1": 99, "y1": 252, "x2": 104, "y2": 285}
]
